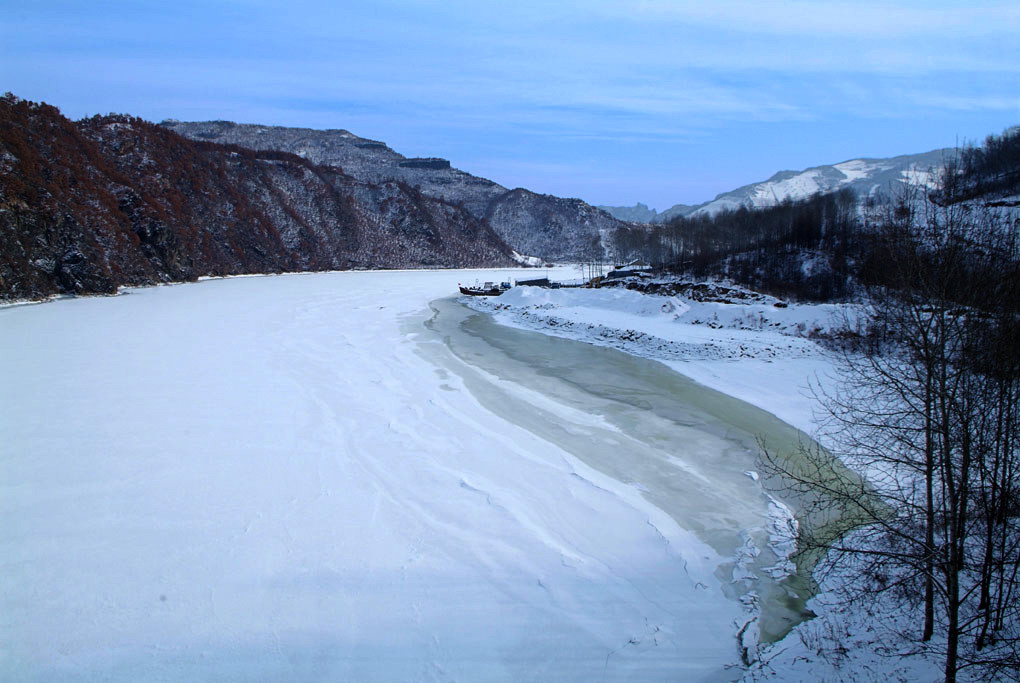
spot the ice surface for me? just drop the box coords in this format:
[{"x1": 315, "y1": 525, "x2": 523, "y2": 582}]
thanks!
[
  {"x1": 1, "y1": 269, "x2": 761, "y2": 681},
  {"x1": 471, "y1": 285, "x2": 849, "y2": 435}
]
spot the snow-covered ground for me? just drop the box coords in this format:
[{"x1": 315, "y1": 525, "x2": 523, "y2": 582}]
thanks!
[
  {"x1": 1, "y1": 268, "x2": 782, "y2": 682},
  {"x1": 465, "y1": 282, "x2": 948, "y2": 682}
]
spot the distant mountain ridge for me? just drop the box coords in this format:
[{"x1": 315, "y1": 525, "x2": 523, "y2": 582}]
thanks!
[
  {"x1": 7, "y1": 92, "x2": 998, "y2": 303},
  {"x1": 594, "y1": 202, "x2": 659, "y2": 223},
  {"x1": 161, "y1": 120, "x2": 508, "y2": 217},
  {"x1": 163, "y1": 120, "x2": 629, "y2": 261},
  {"x1": 600, "y1": 149, "x2": 949, "y2": 223}
]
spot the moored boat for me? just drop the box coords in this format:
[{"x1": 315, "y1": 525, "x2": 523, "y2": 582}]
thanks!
[{"x1": 458, "y1": 281, "x2": 510, "y2": 296}]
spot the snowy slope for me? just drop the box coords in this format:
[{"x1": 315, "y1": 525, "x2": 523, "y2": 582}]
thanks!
[
  {"x1": 600, "y1": 149, "x2": 948, "y2": 222},
  {"x1": 2, "y1": 268, "x2": 761, "y2": 682},
  {"x1": 690, "y1": 151, "x2": 945, "y2": 216}
]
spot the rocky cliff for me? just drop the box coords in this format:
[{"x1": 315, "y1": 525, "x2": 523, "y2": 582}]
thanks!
[
  {"x1": 161, "y1": 120, "x2": 510, "y2": 218},
  {"x1": 0, "y1": 96, "x2": 513, "y2": 301},
  {"x1": 486, "y1": 189, "x2": 623, "y2": 262},
  {"x1": 162, "y1": 120, "x2": 629, "y2": 260}
]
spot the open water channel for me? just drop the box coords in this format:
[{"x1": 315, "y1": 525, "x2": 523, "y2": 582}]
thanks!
[{"x1": 417, "y1": 297, "x2": 829, "y2": 650}]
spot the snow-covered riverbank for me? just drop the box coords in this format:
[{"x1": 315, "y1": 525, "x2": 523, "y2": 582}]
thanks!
[
  {"x1": 465, "y1": 284, "x2": 848, "y2": 436},
  {"x1": 466, "y1": 282, "x2": 947, "y2": 682}
]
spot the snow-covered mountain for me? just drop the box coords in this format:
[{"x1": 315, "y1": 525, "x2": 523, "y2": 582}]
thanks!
[{"x1": 601, "y1": 149, "x2": 949, "y2": 222}]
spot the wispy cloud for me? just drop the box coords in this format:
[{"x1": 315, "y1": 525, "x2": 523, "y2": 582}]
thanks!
[
  {"x1": 611, "y1": 0, "x2": 1020, "y2": 39},
  {"x1": 2, "y1": 0, "x2": 1016, "y2": 208}
]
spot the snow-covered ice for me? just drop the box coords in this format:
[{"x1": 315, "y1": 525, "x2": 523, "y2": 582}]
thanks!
[{"x1": 0, "y1": 269, "x2": 788, "y2": 681}]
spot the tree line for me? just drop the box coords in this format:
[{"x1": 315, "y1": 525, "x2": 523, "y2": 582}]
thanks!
[
  {"x1": 949, "y1": 126, "x2": 1020, "y2": 203},
  {"x1": 610, "y1": 188, "x2": 861, "y2": 301},
  {"x1": 757, "y1": 161, "x2": 1020, "y2": 679},
  {"x1": 610, "y1": 127, "x2": 1018, "y2": 305}
]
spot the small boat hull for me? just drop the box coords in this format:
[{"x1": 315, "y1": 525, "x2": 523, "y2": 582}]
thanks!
[{"x1": 459, "y1": 286, "x2": 504, "y2": 296}]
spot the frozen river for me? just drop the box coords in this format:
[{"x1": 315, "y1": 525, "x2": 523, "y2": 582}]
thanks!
[{"x1": 1, "y1": 269, "x2": 819, "y2": 681}]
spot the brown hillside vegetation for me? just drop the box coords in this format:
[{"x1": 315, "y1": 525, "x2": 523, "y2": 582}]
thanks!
[{"x1": 0, "y1": 94, "x2": 513, "y2": 300}]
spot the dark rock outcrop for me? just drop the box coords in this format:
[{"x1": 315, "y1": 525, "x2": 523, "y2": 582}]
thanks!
[{"x1": 399, "y1": 158, "x2": 452, "y2": 170}]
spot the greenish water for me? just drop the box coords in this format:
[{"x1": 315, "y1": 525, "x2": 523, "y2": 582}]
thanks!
[{"x1": 410, "y1": 298, "x2": 858, "y2": 647}]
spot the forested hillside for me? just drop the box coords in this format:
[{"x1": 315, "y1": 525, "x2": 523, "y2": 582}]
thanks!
[
  {"x1": 0, "y1": 95, "x2": 513, "y2": 301},
  {"x1": 611, "y1": 189, "x2": 860, "y2": 300},
  {"x1": 944, "y1": 126, "x2": 1020, "y2": 203},
  {"x1": 609, "y1": 127, "x2": 1019, "y2": 302}
]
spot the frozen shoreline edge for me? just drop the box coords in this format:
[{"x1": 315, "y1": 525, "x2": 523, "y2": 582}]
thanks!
[
  {"x1": 457, "y1": 289, "x2": 831, "y2": 664},
  {"x1": 461, "y1": 286, "x2": 945, "y2": 681}
]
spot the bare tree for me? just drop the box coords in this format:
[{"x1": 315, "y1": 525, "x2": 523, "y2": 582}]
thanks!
[{"x1": 763, "y1": 163, "x2": 1020, "y2": 681}]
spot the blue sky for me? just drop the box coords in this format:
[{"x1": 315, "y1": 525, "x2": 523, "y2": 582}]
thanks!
[{"x1": 3, "y1": 0, "x2": 1018, "y2": 209}]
